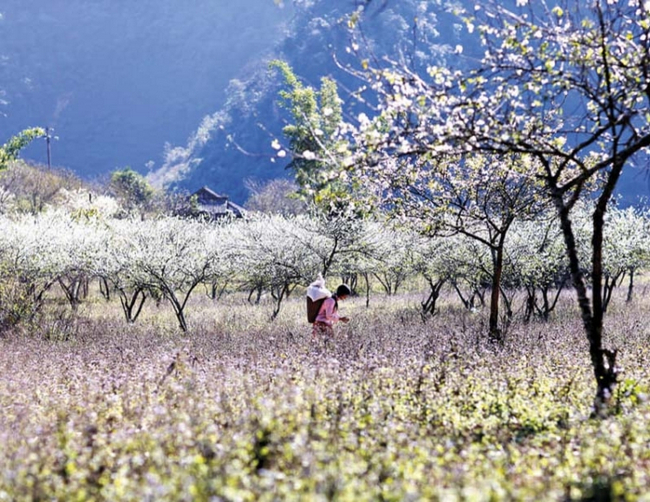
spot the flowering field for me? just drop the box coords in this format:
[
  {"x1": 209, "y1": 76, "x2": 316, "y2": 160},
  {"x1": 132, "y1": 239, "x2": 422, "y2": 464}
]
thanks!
[{"x1": 1, "y1": 290, "x2": 650, "y2": 501}]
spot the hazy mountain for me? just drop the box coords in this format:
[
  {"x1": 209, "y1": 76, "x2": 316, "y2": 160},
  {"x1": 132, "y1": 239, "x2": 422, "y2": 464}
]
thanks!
[
  {"x1": 3, "y1": 0, "x2": 648, "y2": 204},
  {"x1": 0, "y1": 0, "x2": 294, "y2": 179},
  {"x1": 149, "y1": 0, "x2": 465, "y2": 202},
  {"x1": 152, "y1": 0, "x2": 650, "y2": 205}
]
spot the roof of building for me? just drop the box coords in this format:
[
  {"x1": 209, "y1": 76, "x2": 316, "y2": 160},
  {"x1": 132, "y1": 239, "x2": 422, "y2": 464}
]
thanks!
[{"x1": 191, "y1": 186, "x2": 246, "y2": 218}]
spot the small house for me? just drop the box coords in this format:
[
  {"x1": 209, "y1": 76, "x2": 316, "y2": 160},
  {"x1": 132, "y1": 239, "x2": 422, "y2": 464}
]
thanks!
[{"x1": 191, "y1": 186, "x2": 246, "y2": 220}]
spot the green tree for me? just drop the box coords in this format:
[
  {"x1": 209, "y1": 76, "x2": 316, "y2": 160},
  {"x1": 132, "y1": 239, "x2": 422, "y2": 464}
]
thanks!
[
  {"x1": 270, "y1": 60, "x2": 355, "y2": 212},
  {"x1": 109, "y1": 167, "x2": 155, "y2": 217}
]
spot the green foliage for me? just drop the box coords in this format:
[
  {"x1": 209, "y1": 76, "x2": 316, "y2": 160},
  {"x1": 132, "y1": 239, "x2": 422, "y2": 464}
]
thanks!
[
  {"x1": 270, "y1": 60, "x2": 354, "y2": 213},
  {"x1": 109, "y1": 167, "x2": 155, "y2": 216},
  {"x1": 0, "y1": 128, "x2": 45, "y2": 170}
]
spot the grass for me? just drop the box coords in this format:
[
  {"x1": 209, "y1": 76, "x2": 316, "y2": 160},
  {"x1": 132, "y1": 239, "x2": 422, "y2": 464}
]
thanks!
[{"x1": 1, "y1": 286, "x2": 650, "y2": 500}]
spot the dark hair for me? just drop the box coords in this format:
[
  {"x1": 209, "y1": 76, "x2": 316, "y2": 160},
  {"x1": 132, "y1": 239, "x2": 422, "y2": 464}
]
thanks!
[{"x1": 336, "y1": 284, "x2": 351, "y2": 297}]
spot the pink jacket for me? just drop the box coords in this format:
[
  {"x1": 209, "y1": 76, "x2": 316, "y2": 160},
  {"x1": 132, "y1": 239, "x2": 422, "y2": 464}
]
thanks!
[{"x1": 314, "y1": 297, "x2": 339, "y2": 327}]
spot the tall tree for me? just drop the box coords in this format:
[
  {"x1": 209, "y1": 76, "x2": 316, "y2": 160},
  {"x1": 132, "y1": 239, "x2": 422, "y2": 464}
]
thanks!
[
  {"x1": 270, "y1": 60, "x2": 357, "y2": 213},
  {"x1": 347, "y1": 0, "x2": 650, "y2": 413}
]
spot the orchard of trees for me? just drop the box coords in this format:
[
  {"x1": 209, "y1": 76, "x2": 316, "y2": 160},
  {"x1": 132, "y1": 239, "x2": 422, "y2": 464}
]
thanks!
[
  {"x1": 0, "y1": 202, "x2": 647, "y2": 335},
  {"x1": 1, "y1": 0, "x2": 649, "y2": 418},
  {"x1": 3, "y1": 2, "x2": 650, "y2": 499}
]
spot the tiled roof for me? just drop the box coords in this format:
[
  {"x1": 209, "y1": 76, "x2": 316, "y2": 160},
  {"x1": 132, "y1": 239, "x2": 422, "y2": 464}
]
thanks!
[{"x1": 191, "y1": 186, "x2": 246, "y2": 218}]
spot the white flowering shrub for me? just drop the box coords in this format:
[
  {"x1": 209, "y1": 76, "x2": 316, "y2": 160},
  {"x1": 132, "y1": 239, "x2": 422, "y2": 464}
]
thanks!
[
  {"x1": 202, "y1": 220, "x2": 243, "y2": 301},
  {"x1": 444, "y1": 235, "x2": 492, "y2": 311},
  {"x1": 92, "y1": 219, "x2": 152, "y2": 323},
  {"x1": 121, "y1": 217, "x2": 217, "y2": 332},
  {"x1": 326, "y1": 217, "x2": 398, "y2": 304},
  {"x1": 58, "y1": 188, "x2": 121, "y2": 219},
  {"x1": 505, "y1": 216, "x2": 570, "y2": 321},
  {"x1": 413, "y1": 233, "x2": 464, "y2": 317},
  {"x1": 359, "y1": 221, "x2": 419, "y2": 296},
  {"x1": 0, "y1": 212, "x2": 102, "y2": 325}
]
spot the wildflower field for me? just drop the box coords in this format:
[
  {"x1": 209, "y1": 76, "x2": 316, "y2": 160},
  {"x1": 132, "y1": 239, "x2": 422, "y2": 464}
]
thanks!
[{"x1": 1, "y1": 287, "x2": 650, "y2": 502}]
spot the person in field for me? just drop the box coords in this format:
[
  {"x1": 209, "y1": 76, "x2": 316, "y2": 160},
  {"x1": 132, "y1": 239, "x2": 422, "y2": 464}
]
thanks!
[{"x1": 312, "y1": 284, "x2": 351, "y2": 337}]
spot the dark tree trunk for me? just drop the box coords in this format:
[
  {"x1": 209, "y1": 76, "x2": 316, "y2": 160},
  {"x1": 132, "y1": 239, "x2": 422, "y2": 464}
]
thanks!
[
  {"x1": 208, "y1": 280, "x2": 229, "y2": 301},
  {"x1": 117, "y1": 287, "x2": 147, "y2": 323},
  {"x1": 590, "y1": 177, "x2": 621, "y2": 414},
  {"x1": 552, "y1": 160, "x2": 622, "y2": 415},
  {"x1": 488, "y1": 233, "x2": 507, "y2": 343},
  {"x1": 421, "y1": 277, "x2": 445, "y2": 320},
  {"x1": 271, "y1": 283, "x2": 290, "y2": 320},
  {"x1": 248, "y1": 285, "x2": 263, "y2": 305},
  {"x1": 99, "y1": 277, "x2": 111, "y2": 301},
  {"x1": 341, "y1": 273, "x2": 358, "y2": 292},
  {"x1": 602, "y1": 273, "x2": 623, "y2": 314},
  {"x1": 524, "y1": 286, "x2": 535, "y2": 324},
  {"x1": 627, "y1": 269, "x2": 635, "y2": 303},
  {"x1": 58, "y1": 275, "x2": 85, "y2": 311},
  {"x1": 160, "y1": 280, "x2": 201, "y2": 332},
  {"x1": 453, "y1": 282, "x2": 469, "y2": 309},
  {"x1": 363, "y1": 272, "x2": 371, "y2": 308}
]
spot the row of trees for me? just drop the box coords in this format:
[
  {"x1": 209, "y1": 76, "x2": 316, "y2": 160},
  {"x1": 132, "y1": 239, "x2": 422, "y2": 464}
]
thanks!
[{"x1": 0, "y1": 204, "x2": 647, "y2": 332}]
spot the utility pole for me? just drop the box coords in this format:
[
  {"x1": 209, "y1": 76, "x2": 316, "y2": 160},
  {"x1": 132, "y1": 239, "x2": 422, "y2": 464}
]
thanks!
[{"x1": 45, "y1": 127, "x2": 53, "y2": 169}]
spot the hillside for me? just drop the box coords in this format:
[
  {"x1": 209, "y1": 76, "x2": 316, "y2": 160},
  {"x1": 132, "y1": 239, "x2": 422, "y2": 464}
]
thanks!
[
  {"x1": 3, "y1": 0, "x2": 648, "y2": 204},
  {"x1": 148, "y1": 0, "x2": 467, "y2": 203},
  {"x1": 0, "y1": 0, "x2": 293, "y2": 180}
]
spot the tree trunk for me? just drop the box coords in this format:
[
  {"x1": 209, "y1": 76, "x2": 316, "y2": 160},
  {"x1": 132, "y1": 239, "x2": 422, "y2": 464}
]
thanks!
[
  {"x1": 523, "y1": 286, "x2": 535, "y2": 324},
  {"x1": 602, "y1": 274, "x2": 622, "y2": 314},
  {"x1": 552, "y1": 162, "x2": 621, "y2": 415},
  {"x1": 627, "y1": 269, "x2": 635, "y2": 303},
  {"x1": 248, "y1": 285, "x2": 263, "y2": 305},
  {"x1": 590, "y1": 176, "x2": 621, "y2": 414},
  {"x1": 421, "y1": 277, "x2": 445, "y2": 319},
  {"x1": 58, "y1": 275, "x2": 84, "y2": 311},
  {"x1": 117, "y1": 287, "x2": 147, "y2": 323},
  {"x1": 453, "y1": 282, "x2": 470, "y2": 310},
  {"x1": 271, "y1": 283, "x2": 290, "y2": 320},
  {"x1": 99, "y1": 277, "x2": 111, "y2": 301},
  {"x1": 162, "y1": 281, "x2": 201, "y2": 332},
  {"x1": 488, "y1": 234, "x2": 506, "y2": 343},
  {"x1": 208, "y1": 280, "x2": 229, "y2": 301},
  {"x1": 363, "y1": 272, "x2": 371, "y2": 308}
]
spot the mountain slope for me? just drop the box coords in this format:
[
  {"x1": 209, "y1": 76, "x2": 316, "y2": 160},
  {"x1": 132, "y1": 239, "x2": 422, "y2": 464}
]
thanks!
[
  {"x1": 0, "y1": 0, "x2": 293, "y2": 177},
  {"x1": 150, "y1": 0, "x2": 461, "y2": 202}
]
